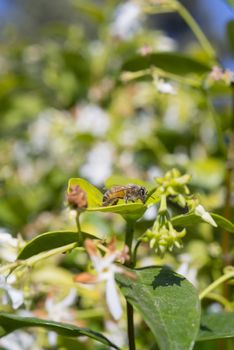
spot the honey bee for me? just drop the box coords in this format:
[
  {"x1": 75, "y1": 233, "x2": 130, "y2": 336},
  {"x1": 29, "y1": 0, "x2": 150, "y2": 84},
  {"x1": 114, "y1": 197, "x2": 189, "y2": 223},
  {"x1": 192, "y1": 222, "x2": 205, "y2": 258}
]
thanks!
[{"x1": 102, "y1": 184, "x2": 147, "y2": 206}]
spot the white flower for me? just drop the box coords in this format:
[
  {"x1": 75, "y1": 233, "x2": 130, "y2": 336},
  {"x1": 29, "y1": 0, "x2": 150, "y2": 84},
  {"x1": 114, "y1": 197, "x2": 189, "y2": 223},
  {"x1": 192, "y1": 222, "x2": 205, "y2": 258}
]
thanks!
[
  {"x1": 44, "y1": 288, "x2": 77, "y2": 346},
  {"x1": 154, "y1": 78, "x2": 176, "y2": 95},
  {"x1": 0, "y1": 232, "x2": 19, "y2": 262},
  {"x1": 177, "y1": 254, "x2": 198, "y2": 287},
  {"x1": 74, "y1": 239, "x2": 131, "y2": 320},
  {"x1": 80, "y1": 142, "x2": 114, "y2": 186},
  {"x1": 105, "y1": 320, "x2": 127, "y2": 348},
  {"x1": 0, "y1": 330, "x2": 39, "y2": 350},
  {"x1": 45, "y1": 288, "x2": 77, "y2": 322},
  {"x1": 156, "y1": 36, "x2": 177, "y2": 51},
  {"x1": 75, "y1": 103, "x2": 110, "y2": 136},
  {"x1": 28, "y1": 113, "x2": 51, "y2": 152},
  {"x1": 23, "y1": 44, "x2": 42, "y2": 64},
  {"x1": 209, "y1": 66, "x2": 234, "y2": 85},
  {"x1": 195, "y1": 204, "x2": 217, "y2": 227},
  {"x1": 110, "y1": 1, "x2": 142, "y2": 39},
  {"x1": 0, "y1": 275, "x2": 24, "y2": 309}
]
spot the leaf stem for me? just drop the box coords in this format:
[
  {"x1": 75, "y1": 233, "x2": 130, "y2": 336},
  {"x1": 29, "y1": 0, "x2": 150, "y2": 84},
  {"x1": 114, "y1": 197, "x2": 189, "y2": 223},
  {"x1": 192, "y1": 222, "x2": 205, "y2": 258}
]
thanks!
[
  {"x1": 0, "y1": 242, "x2": 79, "y2": 275},
  {"x1": 125, "y1": 220, "x2": 136, "y2": 350},
  {"x1": 199, "y1": 270, "x2": 234, "y2": 300},
  {"x1": 175, "y1": 2, "x2": 216, "y2": 61}
]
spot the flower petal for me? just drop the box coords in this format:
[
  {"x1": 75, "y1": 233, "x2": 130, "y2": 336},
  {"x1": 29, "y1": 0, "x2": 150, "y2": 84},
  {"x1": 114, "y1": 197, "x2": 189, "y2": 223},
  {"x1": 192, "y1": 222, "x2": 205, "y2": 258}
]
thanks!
[
  {"x1": 74, "y1": 272, "x2": 97, "y2": 284},
  {"x1": 106, "y1": 274, "x2": 122, "y2": 320},
  {"x1": 7, "y1": 287, "x2": 24, "y2": 309},
  {"x1": 195, "y1": 205, "x2": 217, "y2": 227}
]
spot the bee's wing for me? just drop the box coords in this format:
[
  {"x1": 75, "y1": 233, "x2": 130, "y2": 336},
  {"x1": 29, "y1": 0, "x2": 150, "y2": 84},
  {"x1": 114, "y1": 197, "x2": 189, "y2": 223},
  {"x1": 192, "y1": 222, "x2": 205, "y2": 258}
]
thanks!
[{"x1": 109, "y1": 185, "x2": 127, "y2": 191}]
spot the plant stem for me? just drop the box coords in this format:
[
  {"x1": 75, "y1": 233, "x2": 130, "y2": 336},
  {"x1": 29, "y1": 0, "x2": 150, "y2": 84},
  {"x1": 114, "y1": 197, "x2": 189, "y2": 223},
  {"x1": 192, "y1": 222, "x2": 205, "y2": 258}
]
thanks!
[
  {"x1": 176, "y1": 2, "x2": 216, "y2": 61},
  {"x1": 125, "y1": 220, "x2": 135, "y2": 267},
  {"x1": 221, "y1": 83, "x2": 234, "y2": 298},
  {"x1": 199, "y1": 270, "x2": 234, "y2": 300},
  {"x1": 206, "y1": 94, "x2": 226, "y2": 156},
  {"x1": 204, "y1": 292, "x2": 232, "y2": 310},
  {"x1": 126, "y1": 302, "x2": 136, "y2": 350},
  {"x1": 76, "y1": 212, "x2": 81, "y2": 233},
  {"x1": 132, "y1": 240, "x2": 141, "y2": 266},
  {"x1": 76, "y1": 211, "x2": 84, "y2": 245},
  {"x1": 125, "y1": 220, "x2": 136, "y2": 350}
]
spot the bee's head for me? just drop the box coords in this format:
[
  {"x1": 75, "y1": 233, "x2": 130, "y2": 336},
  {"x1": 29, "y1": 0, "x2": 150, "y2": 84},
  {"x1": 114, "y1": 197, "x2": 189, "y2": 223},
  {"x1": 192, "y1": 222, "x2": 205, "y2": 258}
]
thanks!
[{"x1": 139, "y1": 186, "x2": 147, "y2": 203}]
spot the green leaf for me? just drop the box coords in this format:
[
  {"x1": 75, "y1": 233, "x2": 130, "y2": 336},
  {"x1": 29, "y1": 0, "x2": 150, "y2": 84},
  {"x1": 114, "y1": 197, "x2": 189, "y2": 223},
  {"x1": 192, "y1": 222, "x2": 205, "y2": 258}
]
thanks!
[
  {"x1": 172, "y1": 213, "x2": 234, "y2": 233},
  {"x1": 122, "y1": 52, "x2": 210, "y2": 76},
  {"x1": 227, "y1": 20, "x2": 234, "y2": 52},
  {"x1": 89, "y1": 202, "x2": 147, "y2": 221},
  {"x1": 197, "y1": 312, "x2": 234, "y2": 341},
  {"x1": 0, "y1": 313, "x2": 119, "y2": 349},
  {"x1": 172, "y1": 213, "x2": 205, "y2": 227},
  {"x1": 68, "y1": 178, "x2": 103, "y2": 207},
  {"x1": 211, "y1": 213, "x2": 234, "y2": 233},
  {"x1": 116, "y1": 266, "x2": 201, "y2": 350},
  {"x1": 18, "y1": 230, "x2": 99, "y2": 260}
]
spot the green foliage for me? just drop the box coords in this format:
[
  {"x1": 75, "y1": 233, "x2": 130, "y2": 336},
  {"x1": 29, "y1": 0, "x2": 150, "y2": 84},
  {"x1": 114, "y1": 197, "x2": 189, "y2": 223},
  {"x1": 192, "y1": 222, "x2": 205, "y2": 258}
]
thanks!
[
  {"x1": 116, "y1": 266, "x2": 201, "y2": 350},
  {"x1": 172, "y1": 213, "x2": 234, "y2": 233},
  {"x1": 197, "y1": 312, "x2": 234, "y2": 341},
  {"x1": 227, "y1": 20, "x2": 234, "y2": 52},
  {"x1": 0, "y1": 313, "x2": 119, "y2": 349},
  {"x1": 0, "y1": 1, "x2": 233, "y2": 349},
  {"x1": 18, "y1": 230, "x2": 99, "y2": 260},
  {"x1": 122, "y1": 52, "x2": 211, "y2": 77}
]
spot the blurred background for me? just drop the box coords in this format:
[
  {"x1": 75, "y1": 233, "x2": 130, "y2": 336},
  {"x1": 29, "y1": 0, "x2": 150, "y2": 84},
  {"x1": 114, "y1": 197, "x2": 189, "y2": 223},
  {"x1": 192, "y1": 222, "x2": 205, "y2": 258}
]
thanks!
[
  {"x1": 0, "y1": 1, "x2": 233, "y2": 349},
  {"x1": 0, "y1": 0, "x2": 233, "y2": 235}
]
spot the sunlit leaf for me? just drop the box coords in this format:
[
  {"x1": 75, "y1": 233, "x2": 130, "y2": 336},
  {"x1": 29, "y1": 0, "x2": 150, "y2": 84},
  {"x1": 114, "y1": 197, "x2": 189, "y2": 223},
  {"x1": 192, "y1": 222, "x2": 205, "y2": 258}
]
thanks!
[
  {"x1": 68, "y1": 178, "x2": 103, "y2": 207},
  {"x1": 0, "y1": 313, "x2": 119, "y2": 349},
  {"x1": 116, "y1": 266, "x2": 200, "y2": 350}
]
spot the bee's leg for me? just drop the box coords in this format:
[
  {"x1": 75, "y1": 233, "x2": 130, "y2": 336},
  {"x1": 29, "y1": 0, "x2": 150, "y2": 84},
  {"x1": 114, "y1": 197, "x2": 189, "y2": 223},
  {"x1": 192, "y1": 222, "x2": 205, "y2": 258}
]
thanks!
[
  {"x1": 124, "y1": 194, "x2": 129, "y2": 204},
  {"x1": 102, "y1": 198, "x2": 118, "y2": 206}
]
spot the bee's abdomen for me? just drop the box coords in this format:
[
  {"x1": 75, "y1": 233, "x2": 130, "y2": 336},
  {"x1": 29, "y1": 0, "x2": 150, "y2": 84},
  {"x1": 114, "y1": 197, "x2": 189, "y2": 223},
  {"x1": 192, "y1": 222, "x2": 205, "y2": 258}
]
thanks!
[
  {"x1": 102, "y1": 192, "x2": 109, "y2": 205},
  {"x1": 102, "y1": 189, "x2": 122, "y2": 206}
]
